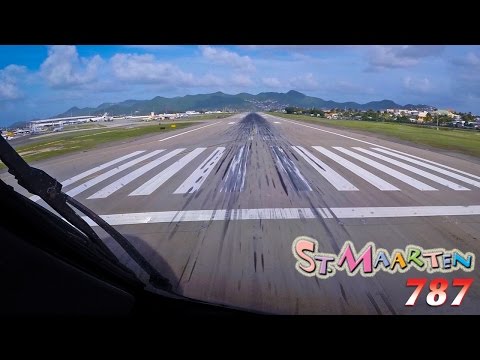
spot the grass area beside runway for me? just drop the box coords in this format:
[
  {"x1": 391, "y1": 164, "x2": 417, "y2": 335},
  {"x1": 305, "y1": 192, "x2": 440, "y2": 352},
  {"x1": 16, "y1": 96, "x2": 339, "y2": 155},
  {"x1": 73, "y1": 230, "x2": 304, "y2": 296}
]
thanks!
[
  {"x1": 0, "y1": 122, "x2": 196, "y2": 169},
  {"x1": 187, "y1": 113, "x2": 235, "y2": 121},
  {"x1": 271, "y1": 113, "x2": 480, "y2": 158},
  {"x1": 67, "y1": 123, "x2": 107, "y2": 130}
]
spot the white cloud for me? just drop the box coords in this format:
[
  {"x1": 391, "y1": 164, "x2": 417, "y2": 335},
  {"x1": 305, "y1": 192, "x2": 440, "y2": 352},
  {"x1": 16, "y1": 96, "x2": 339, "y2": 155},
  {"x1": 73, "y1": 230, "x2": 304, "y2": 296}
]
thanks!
[
  {"x1": 367, "y1": 45, "x2": 445, "y2": 71},
  {"x1": 394, "y1": 45, "x2": 445, "y2": 58},
  {"x1": 288, "y1": 73, "x2": 318, "y2": 90},
  {"x1": 451, "y1": 52, "x2": 480, "y2": 72},
  {"x1": 200, "y1": 46, "x2": 255, "y2": 72},
  {"x1": 0, "y1": 64, "x2": 27, "y2": 100},
  {"x1": 262, "y1": 77, "x2": 282, "y2": 88},
  {"x1": 403, "y1": 76, "x2": 432, "y2": 93},
  {"x1": 450, "y1": 52, "x2": 480, "y2": 98},
  {"x1": 231, "y1": 74, "x2": 253, "y2": 87},
  {"x1": 464, "y1": 52, "x2": 480, "y2": 66},
  {"x1": 40, "y1": 45, "x2": 102, "y2": 88},
  {"x1": 110, "y1": 53, "x2": 223, "y2": 87},
  {"x1": 111, "y1": 53, "x2": 190, "y2": 83}
]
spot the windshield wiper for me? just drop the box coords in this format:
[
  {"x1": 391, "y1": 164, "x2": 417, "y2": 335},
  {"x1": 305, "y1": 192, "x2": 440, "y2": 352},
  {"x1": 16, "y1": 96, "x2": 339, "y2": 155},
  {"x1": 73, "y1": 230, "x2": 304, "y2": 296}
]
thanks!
[{"x1": 0, "y1": 136, "x2": 171, "y2": 291}]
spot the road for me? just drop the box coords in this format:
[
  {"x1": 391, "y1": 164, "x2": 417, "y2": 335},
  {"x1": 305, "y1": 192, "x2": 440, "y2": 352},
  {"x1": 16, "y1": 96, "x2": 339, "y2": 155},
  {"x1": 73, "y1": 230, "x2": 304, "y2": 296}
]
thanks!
[{"x1": 3, "y1": 112, "x2": 480, "y2": 314}]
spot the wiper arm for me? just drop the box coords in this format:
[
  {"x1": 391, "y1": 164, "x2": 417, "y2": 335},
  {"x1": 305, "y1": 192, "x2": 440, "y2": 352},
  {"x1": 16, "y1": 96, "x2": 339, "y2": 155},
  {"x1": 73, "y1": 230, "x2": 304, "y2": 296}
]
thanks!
[
  {"x1": 0, "y1": 136, "x2": 171, "y2": 291},
  {"x1": 66, "y1": 196, "x2": 171, "y2": 290}
]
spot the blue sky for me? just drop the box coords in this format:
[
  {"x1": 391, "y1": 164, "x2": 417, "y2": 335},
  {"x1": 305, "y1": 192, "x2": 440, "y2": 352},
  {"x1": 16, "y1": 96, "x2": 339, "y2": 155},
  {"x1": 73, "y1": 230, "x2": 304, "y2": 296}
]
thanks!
[{"x1": 1, "y1": 45, "x2": 479, "y2": 126}]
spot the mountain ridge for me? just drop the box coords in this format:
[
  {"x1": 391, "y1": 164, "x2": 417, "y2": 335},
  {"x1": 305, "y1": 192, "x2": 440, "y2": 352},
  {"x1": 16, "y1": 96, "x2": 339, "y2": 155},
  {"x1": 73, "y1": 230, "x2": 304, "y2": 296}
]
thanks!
[{"x1": 54, "y1": 90, "x2": 435, "y2": 118}]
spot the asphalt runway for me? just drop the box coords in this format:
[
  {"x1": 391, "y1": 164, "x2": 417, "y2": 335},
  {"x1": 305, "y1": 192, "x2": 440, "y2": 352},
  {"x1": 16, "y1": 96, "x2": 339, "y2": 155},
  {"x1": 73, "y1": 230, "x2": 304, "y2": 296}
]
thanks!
[{"x1": 3, "y1": 112, "x2": 480, "y2": 314}]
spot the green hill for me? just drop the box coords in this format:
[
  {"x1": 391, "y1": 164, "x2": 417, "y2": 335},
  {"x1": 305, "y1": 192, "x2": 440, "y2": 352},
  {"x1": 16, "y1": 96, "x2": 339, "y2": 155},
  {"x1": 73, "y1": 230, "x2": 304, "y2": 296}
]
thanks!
[{"x1": 55, "y1": 91, "x2": 432, "y2": 118}]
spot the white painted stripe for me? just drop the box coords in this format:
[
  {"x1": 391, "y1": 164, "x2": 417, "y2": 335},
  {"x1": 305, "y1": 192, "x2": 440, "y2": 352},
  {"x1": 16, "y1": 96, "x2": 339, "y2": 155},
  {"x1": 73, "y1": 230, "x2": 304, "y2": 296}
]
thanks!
[
  {"x1": 158, "y1": 122, "x2": 219, "y2": 142},
  {"x1": 372, "y1": 147, "x2": 480, "y2": 189},
  {"x1": 383, "y1": 148, "x2": 480, "y2": 181},
  {"x1": 221, "y1": 145, "x2": 249, "y2": 192},
  {"x1": 313, "y1": 146, "x2": 399, "y2": 191},
  {"x1": 66, "y1": 150, "x2": 164, "y2": 197},
  {"x1": 354, "y1": 148, "x2": 470, "y2": 191},
  {"x1": 334, "y1": 147, "x2": 437, "y2": 191},
  {"x1": 276, "y1": 117, "x2": 391, "y2": 148},
  {"x1": 274, "y1": 121, "x2": 280, "y2": 124},
  {"x1": 130, "y1": 148, "x2": 206, "y2": 195},
  {"x1": 331, "y1": 206, "x2": 480, "y2": 219},
  {"x1": 272, "y1": 146, "x2": 312, "y2": 192},
  {"x1": 29, "y1": 151, "x2": 145, "y2": 202},
  {"x1": 174, "y1": 147, "x2": 226, "y2": 194},
  {"x1": 82, "y1": 205, "x2": 480, "y2": 226},
  {"x1": 88, "y1": 149, "x2": 184, "y2": 199},
  {"x1": 278, "y1": 116, "x2": 480, "y2": 181},
  {"x1": 228, "y1": 122, "x2": 235, "y2": 124},
  {"x1": 292, "y1": 146, "x2": 358, "y2": 191},
  {"x1": 81, "y1": 208, "x2": 320, "y2": 226}
]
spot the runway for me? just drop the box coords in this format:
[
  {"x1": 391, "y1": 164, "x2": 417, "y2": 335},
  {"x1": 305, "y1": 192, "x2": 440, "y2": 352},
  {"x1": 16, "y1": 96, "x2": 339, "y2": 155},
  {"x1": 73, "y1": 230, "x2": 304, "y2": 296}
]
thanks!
[{"x1": 3, "y1": 112, "x2": 480, "y2": 314}]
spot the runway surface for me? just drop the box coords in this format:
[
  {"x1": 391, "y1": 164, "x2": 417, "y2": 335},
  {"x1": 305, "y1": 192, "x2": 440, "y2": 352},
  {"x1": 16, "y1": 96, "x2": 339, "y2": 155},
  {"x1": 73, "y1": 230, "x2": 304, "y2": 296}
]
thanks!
[{"x1": 3, "y1": 112, "x2": 480, "y2": 314}]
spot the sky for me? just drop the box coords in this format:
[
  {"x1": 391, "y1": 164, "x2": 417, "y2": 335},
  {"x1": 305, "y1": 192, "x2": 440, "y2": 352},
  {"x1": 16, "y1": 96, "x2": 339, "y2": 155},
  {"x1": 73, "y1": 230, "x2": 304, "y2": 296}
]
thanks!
[{"x1": 0, "y1": 45, "x2": 479, "y2": 126}]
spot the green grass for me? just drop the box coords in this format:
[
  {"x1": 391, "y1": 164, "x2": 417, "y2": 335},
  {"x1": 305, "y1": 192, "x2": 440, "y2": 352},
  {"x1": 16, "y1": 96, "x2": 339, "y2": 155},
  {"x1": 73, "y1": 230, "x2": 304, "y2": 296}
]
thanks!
[
  {"x1": 272, "y1": 113, "x2": 480, "y2": 158},
  {"x1": 67, "y1": 123, "x2": 107, "y2": 130},
  {"x1": 0, "y1": 122, "x2": 195, "y2": 169},
  {"x1": 186, "y1": 113, "x2": 235, "y2": 121}
]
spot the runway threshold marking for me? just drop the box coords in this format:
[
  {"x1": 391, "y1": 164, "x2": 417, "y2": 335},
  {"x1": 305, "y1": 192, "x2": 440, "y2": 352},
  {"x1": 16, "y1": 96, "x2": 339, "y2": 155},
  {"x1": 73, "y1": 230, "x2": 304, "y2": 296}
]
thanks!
[
  {"x1": 272, "y1": 146, "x2": 312, "y2": 192},
  {"x1": 82, "y1": 205, "x2": 480, "y2": 225},
  {"x1": 313, "y1": 146, "x2": 399, "y2": 191},
  {"x1": 372, "y1": 147, "x2": 480, "y2": 188},
  {"x1": 221, "y1": 144, "x2": 249, "y2": 192},
  {"x1": 88, "y1": 149, "x2": 184, "y2": 199},
  {"x1": 355, "y1": 148, "x2": 470, "y2": 191},
  {"x1": 130, "y1": 148, "x2": 206, "y2": 195},
  {"x1": 276, "y1": 117, "x2": 480, "y2": 180},
  {"x1": 174, "y1": 147, "x2": 226, "y2": 194},
  {"x1": 292, "y1": 146, "x2": 358, "y2": 191},
  {"x1": 334, "y1": 147, "x2": 437, "y2": 191},
  {"x1": 29, "y1": 151, "x2": 146, "y2": 202},
  {"x1": 66, "y1": 150, "x2": 165, "y2": 197},
  {"x1": 383, "y1": 147, "x2": 480, "y2": 181}
]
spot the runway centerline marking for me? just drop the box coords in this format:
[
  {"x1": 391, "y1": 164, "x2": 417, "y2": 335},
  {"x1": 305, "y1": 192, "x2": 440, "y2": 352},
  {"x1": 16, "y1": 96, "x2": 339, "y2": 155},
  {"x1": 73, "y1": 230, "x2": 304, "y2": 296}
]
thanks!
[{"x1": 81, "y1": 205, "x2": 480, "y2": 226}]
